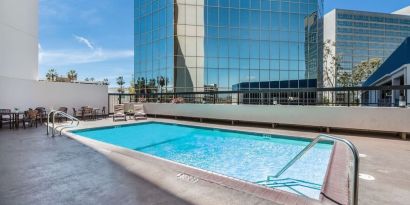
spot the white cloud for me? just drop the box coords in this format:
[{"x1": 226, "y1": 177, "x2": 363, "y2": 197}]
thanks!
[
  {"x1": 39, "y1": 35, "x2": 133, "y2": 67},
  {"x1": 74, "y1": 35, "x2": 94, "y2": 50},
  {"x1": 38, "y1": 43, "x2": 43, "y2": 63},
  {"x1": 39, "y1": 48, "x2": 134, "y2": 66}
]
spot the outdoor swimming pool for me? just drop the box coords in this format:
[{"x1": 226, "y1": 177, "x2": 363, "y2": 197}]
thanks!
[{"x1": 72, "y1": 122, "x2": 334, "y2": 199}]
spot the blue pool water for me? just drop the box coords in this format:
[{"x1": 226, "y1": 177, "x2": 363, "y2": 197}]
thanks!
[{"x1": 72, "y1": 122, "x2": 333, "y2": 199}]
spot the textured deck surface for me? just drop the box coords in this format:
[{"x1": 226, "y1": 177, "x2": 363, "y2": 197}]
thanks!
[{"x1": 0, "y1": 125, "x2": 192, "y2": 205}]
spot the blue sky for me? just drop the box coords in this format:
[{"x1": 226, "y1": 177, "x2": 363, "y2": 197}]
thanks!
[
  {"x1": 39, "y1": 0, "x2": 410, "y2": 87},
  {"x1": 39, "y1": 0, "x2": 134, "y2": 86}
]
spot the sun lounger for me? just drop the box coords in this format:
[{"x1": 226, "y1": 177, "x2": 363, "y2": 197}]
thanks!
[
  {"x1": 113, "y1": 104, "x2": 127, "y2": 122},
  {"x1": 133, "y1": 104, "x2": 147, "y2": 120}
]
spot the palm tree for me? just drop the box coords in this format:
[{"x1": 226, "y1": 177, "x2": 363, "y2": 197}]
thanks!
[
  {"x1": 67, "y1": 70, "x2": 77, "y2": 82},
  {"x1": 116, "y1": 76, "x2": 125, "y2": 93},
  {"x1": 147, "y1": 78, "x2": 156, "y2": 94},
  {"x1": 46, "y1": 69, "x2": 58, "y2": 81},
  {"x1": 103, "y1": 78, "x2": 109, "y2": 85},
  {"x1": 157, "y1": 76, "x2": 167, "y2": 102}
]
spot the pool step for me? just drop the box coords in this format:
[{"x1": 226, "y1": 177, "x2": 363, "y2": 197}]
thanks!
[{"x1": 255, "y1": 178, "x2": 321, "y2": 190}]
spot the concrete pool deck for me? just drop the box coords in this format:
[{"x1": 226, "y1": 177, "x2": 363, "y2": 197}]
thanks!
[
  {"x1": 0, "y1": 123, "x2": 192, "y2": 205},
  {"x1": 1, "y1": 118, "x2": 409, "y2": 204}
]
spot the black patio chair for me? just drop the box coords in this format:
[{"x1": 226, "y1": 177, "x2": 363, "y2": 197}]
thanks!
[{"x1": 101, "y1": 106, "x2": 107, "y2": 118}]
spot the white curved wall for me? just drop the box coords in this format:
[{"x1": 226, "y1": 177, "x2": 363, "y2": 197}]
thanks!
[
  {"x1": 0, "y1": 76, "x2": 108, "y2": 113},
  {"x1": 143, "y1": 103, "x2": 410, "y2": 133}
]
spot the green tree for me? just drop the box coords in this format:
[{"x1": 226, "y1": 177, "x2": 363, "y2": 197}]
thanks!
[
  {"x1": 116, "y1": 76, "x2": 125, "y2": 93},
  {"x1": 90, "y1": 77, "x2": 95, "y2": 82},
  {"x1": 147, "y1": 78, "x2": 157, "y2": 93},
  {"x1": 136, "y1": 77, "x2": 146, "y2": 94},
  {"x1": 337, "y1": 71, "x2": 352, "y2": 87},
  {"x1": 67, "y1": 70, "x2": 77, "y2": 82},
  {"x1": 84, "y1": 77, "x2": 89, "y2": 81},
  {"x1": 351, "y1": 58, "x2": 381, "y2": 86},
  {"x1": 156, "y1": 76, "x2": 169, "y2": 102},
  {"x1": 46, "y1": 69, "x2": 58, "y2": 81},
  {"x1": 103, "y1": 78, "x2": 109, "y2": 85}
]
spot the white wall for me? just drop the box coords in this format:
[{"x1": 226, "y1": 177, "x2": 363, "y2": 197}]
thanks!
[
  {"x1": 0, "y1": 76, "x2": 108, "y2": 114},
  {"x1": 0, "y1": 0, "x2": 39, "y2": 80},
  {"x1": 323, "y1": 10, "x2": 336, "y2": 42},
  {"x1": 143, "y1": 103, "x2": 410, "y2": 133}
]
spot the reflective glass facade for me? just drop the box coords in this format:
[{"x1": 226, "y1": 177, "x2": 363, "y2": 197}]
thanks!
[
  {"x1": 135, "y1": 0, "x2": 174, "y2": 92},
  {"x1": 333, "y1": 9, "x2": 410, "y2": 72},
  {"x1": 135, "y1": 0, "x2": 323, "y2": 93}
]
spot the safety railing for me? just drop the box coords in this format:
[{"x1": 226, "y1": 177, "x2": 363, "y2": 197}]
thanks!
[
  {"x1": 267, "y1": 134, "x2": 359, "y2": 205},
  {"x1": 108, "y1": 85, "x2": 410, "y2": 113},
  {"x1": 47, "y1": 110, "x2": 80, "y2": 137}
]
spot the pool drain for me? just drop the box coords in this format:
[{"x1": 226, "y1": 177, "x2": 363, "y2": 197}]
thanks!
[{"x1": 359, "y1": 173, "x2": 375, "y2": 181}]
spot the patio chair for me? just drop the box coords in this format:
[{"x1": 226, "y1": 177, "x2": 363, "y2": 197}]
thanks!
[
  {"x1": 72, "y1": 108, "x2": 83, "y2": 119},
  {"x1": 0, "y1": 109, "x2": 12, "y2": 129},
  {"x1": 113, "y1": 104, "x2": 126, "y2": 122},
  {"x1": 56, "y1": 107, "x2": 68, "y2": 122},
  {"x1": 22, "y1": 109, "x2": 38, "y2": 128},
  {"x1": 35, "y1": 107, "x2": 46, "y2": 123},
  {"x1": 82, "y1": 107, "x2": 94, "y2": 121},
  {"x1": 124, "y1": 103, "x2": 132, "y2": 113},
  {"x1": 133, "y1": 104, "x2": 147, "y2": 120},
  {"x1": 101, "y1": 106, "x2": 107, "y2": 118}
]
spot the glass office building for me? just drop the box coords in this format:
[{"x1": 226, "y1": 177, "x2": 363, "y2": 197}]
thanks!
[
  {"x1": 324, "y1": 9, "x2": 410, "y2": 76},
  {"x1": 135, "y1": 0, "x2": 324, "y2": 93}
]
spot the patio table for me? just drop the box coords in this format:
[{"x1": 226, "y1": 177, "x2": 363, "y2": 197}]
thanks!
[
  {"x1": 78, "y1": 107, "x2": 100, "y2": 120},
  {"x1": 0, "y1": 111, "x2": 25, "y2": 129}
]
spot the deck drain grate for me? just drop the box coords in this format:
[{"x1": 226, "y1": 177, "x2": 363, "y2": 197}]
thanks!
[{"x1": 177, "y1": 173, "x2": 199, "y2": 183}]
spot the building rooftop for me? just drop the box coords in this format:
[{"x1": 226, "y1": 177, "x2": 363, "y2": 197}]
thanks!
[
  {"x1": 326, "y1": 7, "x2": 410, "y2": 18},
  {"x1": 393, "y1": 6, "x2": 410, "y2": 16},
  {"x1": 363, "y1": 37, "x2": 410, "y2": 86}
]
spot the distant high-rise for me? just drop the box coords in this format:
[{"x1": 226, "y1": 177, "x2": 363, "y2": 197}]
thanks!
[
  {"x1": 135, "y1": 0, "x2": 324, "y2": 93},
  {"x1": 323, "y1": 8, "x2": 410, "y2": 86}
]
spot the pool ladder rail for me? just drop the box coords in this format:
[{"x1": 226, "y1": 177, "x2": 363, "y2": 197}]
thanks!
[
  {"x1": 46, "y1": 110, "x2": 80, "y2": 137},
  {"x1": 261, "y1": 134, "x2": 359, "y2": 205}
]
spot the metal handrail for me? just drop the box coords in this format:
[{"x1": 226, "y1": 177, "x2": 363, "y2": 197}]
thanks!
[
  {"x1": 269, "y1": 134, "x2": 359, "y2": 205},
  {"x1": 47, "y1": 110, "x2": 80, "y2": 136}
]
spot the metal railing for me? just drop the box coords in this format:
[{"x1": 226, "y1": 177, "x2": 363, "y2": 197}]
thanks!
[
  {"x1": 108, "y1": 85, "x2": 410, "y2": 113},
  {"x1": 268, "y1": 134, "x2": 359, "y2": 205},
  {"x1": 47, "y1": 110, "x2": 80, "y2": 137}
]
